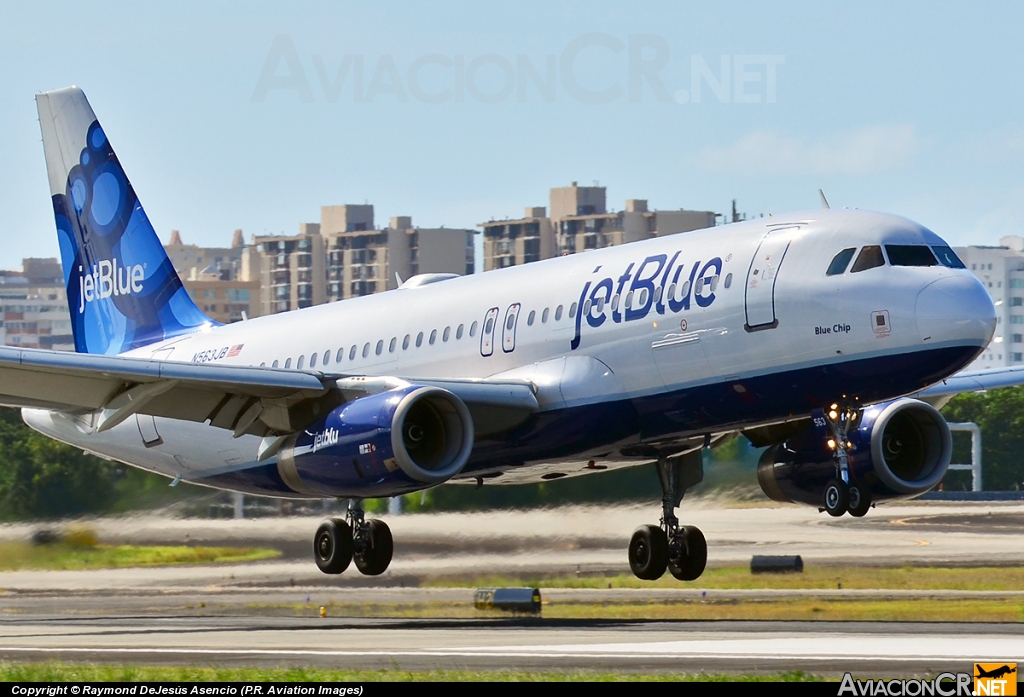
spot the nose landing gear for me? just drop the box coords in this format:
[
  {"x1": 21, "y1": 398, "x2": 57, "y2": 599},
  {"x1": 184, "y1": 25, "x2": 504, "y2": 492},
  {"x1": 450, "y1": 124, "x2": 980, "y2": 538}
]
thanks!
[
  {"x1": 821, "y1": 402, "x2": 872, "y2": 518},
  {"x1": 627, "y1": 450, "x2": 707, "y2": 581},
  {"x1": 314, "y1": 500, "x2": 394, "y2": 576}
]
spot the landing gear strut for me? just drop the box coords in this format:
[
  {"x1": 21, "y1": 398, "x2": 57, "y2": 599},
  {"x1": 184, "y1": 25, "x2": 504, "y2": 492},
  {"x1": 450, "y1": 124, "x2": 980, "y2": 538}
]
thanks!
[
  {"x1": 628, "y1": 450, "x2": 707, "y2": 581},
  {"x1": 822, "y1": 402, "x2": 871, "y2": 517},
  {"x1": 314, "y1": 500, "x2": 393, "y2": 576}
]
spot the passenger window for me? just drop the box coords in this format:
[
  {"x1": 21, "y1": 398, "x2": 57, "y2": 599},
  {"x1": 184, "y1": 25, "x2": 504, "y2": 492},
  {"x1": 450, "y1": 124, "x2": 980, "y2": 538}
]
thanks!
[
  {"x1": 470, "y1": 321, "x2": 478, "y2": 337},
  {"x1": 389, "y1": 337, "x2": 397, "y2": 352},
  {"x1": 336, "y1": 348, "x2": 344, "y2": 363},
  {"x1": 297, "y1": 355, "x2": 305, "y2": 369},
  {"x1": 625, "y1": 291, "x2": 634, "y2": 308},
  {"x1": 826, "y1": 248, "x2": 857, "y2": 276},
  {"x1": 527, "y1": 310, "x2": 535, "y2": 326},
  {"x1": 558, "y1": 305, "x2": 566, "y2": 320},
  {"x1": 284, "y1": 358, "x2": 292, "y2": 369},
  {"x1": 653, "y1": 287, "x2": 662, "y2": 303},
  {"x1": 309, "y1": 353, "x2": 317, "y2": 368},
  {"x1": 886, "y1": 245, "x2": 938, "y2": 267},
  {"x1": 362, "y1": 343, "x2": 370, "y2": 358},
  {"x1": 457, "y1": 324, "x2": 464, "y2": 339},
  {"x1": 724, "y1": 273, "x2": 733, "y2": 289},
  {"x1": 443, "y1": 326, "x2": 451, "y2": 342},
  {"x1": 272, "y1": 360, "x2": 278, "y2": 368},
  {"x1": 542, "y1": 308, "x2": 550, "y2": 323},
  {"x1": 349, "y1": 346, "x2": 357, "y2": 360},
  {"x1": 260, "y1": 362, "x2": 265, "y2": 367},
  {"x1": 583, "y1": 299, "x2": 592, "y2": 315},
  {"x1": 429, "y1": 330, "x2": 437, "y2": 345},
  {"x1": 323, "y1": 350, "x2": 330, "y2": 366},
  {"x1": 375, "y1": 340, "x2": 383, "y2": 355},
  {"x1": 416, "y1": 332, "x2": 424, "y2": 347},
  {"x1": 932, "y1": 246, "x2": 966, "y2": 269},
  {"x1": 484, "y1": 318, "x2": 493, "y2": 334},
  {"x1": 851, "y1": 245, "x2": 885, "y2": 272},
  {"x1": 403, "y1": 334, "x2": 410, "y2": 350}
]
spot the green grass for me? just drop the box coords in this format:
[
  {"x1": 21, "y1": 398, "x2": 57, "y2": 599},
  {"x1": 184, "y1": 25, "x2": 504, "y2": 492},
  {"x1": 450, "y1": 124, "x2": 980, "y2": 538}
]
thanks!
[
  {"x1": 423, "y1": 565, "x2": 1024, "y2": 591},
  {"x1": 0, "y1": 662, "x2": 828, "y2": 682},
  {"x1": 0, "y1": 541, "x2": 280, "y2": 571}
]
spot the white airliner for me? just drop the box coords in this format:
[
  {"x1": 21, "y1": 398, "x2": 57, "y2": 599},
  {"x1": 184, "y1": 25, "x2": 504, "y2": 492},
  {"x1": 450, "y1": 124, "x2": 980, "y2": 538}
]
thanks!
[{"x1": 3, "y1": 86, "x2": 1013, "y2": 581}]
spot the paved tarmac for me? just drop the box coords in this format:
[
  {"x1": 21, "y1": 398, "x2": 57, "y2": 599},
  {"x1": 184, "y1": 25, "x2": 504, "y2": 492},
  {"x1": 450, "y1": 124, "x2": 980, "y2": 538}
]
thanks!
[{"x1": 1, "y1": 500, "x2": 1023, "y2": 675}]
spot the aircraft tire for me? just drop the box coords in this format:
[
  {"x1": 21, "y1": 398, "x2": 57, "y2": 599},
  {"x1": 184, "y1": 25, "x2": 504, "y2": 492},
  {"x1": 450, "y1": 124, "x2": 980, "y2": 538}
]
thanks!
[
  {"x1": 823, "y1": 478, "x2": 849, "y2": 517},
  {"x1": 847, "y1": 485, "x2": 871, "y2": 517},
  {"x1": 668, "y1": 525, "x2": 707, "y2": 581},
  {"x1": 354, "y1": 519, "x2": 394, "y2": 576},
  {"x1": 629, "y1": 524, "x2": 668, "y2": 580},
  {"x1": 314, "y1": 518, "x2": 353, "y2": 574}
]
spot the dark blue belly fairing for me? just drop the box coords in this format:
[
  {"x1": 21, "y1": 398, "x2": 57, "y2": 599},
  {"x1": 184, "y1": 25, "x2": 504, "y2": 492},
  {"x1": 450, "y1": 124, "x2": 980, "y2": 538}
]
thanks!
[{"x1": 196, "y1": 344, "x2": 981, "y2": 497}]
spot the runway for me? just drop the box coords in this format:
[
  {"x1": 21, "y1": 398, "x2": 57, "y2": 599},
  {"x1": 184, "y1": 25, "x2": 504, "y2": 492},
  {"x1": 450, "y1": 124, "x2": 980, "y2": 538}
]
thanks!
[
  {"x1": 2, "y1": 500, "x2": 1024, "y2": 675},
  {"x1": 2, "y1": 616, "x2": 1022, "y2": 675}
]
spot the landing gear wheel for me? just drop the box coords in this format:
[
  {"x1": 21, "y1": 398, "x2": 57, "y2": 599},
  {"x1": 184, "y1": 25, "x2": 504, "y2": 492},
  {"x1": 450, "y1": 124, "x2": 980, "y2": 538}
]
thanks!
[
  {"x1": 668, "y1": 525, "x2": 707, "y2": 581},
  {"x1": 314, "y1": 518, "x2": 353, "y2": 574},
  {"x1": 823, "y1": 478, "x2": 849, "y2": 517},
  {"x1": 629, "y1": 524, "x2": 668, "y2": 580},
  {"x1": 354, "y1": 519, "x2": 394, "y2": 576},
  {"x1": 847, "y1": 485, "x2": 871, "y2": 517}
]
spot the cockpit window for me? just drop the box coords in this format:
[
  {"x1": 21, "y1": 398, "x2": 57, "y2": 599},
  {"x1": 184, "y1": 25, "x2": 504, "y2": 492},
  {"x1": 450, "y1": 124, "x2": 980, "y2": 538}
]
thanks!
[
  {"x1": 850, "y1": 245, "x2": 885, "y2": 272},
  {"x1": 932, "y1": 246, "x2": 967, "y2": 269},
  {"x1": 826, "y1": 248, "x2": 856, "y2": 276},
  {"x1": 885, "y1": 245, "x2": 938, "y2": 267}
]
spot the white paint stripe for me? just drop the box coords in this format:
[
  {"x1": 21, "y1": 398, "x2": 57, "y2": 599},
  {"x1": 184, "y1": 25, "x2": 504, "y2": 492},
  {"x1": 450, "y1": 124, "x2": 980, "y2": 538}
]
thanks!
[{"x1": 0, "y1": 647, "x2": 1020, "y2": 662}]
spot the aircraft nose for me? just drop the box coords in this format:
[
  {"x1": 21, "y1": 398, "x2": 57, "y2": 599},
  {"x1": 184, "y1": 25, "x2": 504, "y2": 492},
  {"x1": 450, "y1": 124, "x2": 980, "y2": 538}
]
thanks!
[{"x1": 915, "y1": 275, "x2": 995, "y2": 347}]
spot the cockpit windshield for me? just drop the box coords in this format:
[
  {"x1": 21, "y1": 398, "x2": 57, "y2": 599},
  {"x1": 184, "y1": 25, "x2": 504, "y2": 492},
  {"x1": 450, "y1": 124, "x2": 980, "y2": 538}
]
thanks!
[
  {"x1": 885, "y1": 245, "x2": 938, "y2": 267},
  {"x1": 826, "y1": 248, "x2": 856, "y2": 276},
  {"x1": 931, "y1": 246, "x2": 967, "y2": 269}
]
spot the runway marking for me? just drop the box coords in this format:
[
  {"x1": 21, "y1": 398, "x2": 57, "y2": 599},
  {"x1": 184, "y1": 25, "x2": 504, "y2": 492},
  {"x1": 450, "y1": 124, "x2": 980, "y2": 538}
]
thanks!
[{"x1": 0, "y1": 647, "x2": 1020, "y2": 662}]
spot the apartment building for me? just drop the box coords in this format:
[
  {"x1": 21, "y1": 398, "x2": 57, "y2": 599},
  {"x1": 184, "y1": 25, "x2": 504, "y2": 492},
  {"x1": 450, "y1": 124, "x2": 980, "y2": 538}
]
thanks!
[
  {"x1": 480, "y1": 183, "x2": 717, "y2": 271},
  {"x1": 256, "y1": 205, "x2": 474, "y2": 314},
  {"x1": 165, "y1": 229, "x2": 261, "y2": 323},
  {"x1": 0, "y1": 258, "x2": 74, "y2": 350},
  {"x1": 955, "y1": 236, "x2": 1024, "y2": 369}
]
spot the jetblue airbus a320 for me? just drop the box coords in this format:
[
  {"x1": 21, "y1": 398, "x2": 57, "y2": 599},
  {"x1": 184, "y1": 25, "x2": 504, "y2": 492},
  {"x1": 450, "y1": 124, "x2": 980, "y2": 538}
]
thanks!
[{"x1": 2, "y1": 86, "x2": 1012, "y2": 581}]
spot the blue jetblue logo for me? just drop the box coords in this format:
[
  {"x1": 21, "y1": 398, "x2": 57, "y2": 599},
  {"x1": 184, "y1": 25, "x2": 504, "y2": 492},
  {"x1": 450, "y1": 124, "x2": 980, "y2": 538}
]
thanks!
[{"x1": 571, "y1": 252, "x2": 723, "y2": 350}]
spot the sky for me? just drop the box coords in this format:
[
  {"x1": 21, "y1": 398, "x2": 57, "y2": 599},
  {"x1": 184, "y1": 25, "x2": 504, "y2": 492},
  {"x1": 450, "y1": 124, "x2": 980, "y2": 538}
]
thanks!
[{"x1": 1, "y1": 1, "x2": 1022, "y2": 270}]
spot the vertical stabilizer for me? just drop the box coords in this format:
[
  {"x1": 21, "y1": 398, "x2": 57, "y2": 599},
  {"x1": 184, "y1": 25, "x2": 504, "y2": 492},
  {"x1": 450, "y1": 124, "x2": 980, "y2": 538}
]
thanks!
[{"x1": 35, "y1": 86, "x2": 212, "y2": 355}]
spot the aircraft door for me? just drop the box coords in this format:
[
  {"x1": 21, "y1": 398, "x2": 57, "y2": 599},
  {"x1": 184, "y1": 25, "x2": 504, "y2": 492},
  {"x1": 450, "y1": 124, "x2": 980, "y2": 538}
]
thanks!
[
  {"x1": 480, "y1": 307, "x2": 499, "y2": 357},
  {"x1": 502, "y1": 303, "x2": 521, "y2": 353},
  {"x1": 744, "y1": 226, "x2": 796, "y2": 331}
]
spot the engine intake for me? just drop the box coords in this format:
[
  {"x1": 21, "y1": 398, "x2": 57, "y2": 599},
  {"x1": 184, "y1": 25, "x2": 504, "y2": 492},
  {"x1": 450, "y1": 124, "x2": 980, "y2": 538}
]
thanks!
[
  {"x1": 277, "y1": 386, "x2": 474, "y2": 498},
  {"x1": 757, "y1": 398, "x2": 952, "y2": 507}
]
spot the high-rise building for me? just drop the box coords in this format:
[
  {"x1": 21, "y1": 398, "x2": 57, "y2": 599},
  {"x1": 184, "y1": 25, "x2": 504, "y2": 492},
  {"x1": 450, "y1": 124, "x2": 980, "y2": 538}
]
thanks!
[
  {"x1": 164, "y1": 230, "x2": 261, "y2": 323},
  {"x1": 256, "y1": 205, "x2": 475, "y2": 314},
  {"x1": 480, "y1": 183, "x2": 717, "y2": 271},
  {"x1": 955, "y1": 236, "x2": 1024, "y2": 369},
  {"x1": 0, "y1": 258, "x2": 74, "y2": 350}
]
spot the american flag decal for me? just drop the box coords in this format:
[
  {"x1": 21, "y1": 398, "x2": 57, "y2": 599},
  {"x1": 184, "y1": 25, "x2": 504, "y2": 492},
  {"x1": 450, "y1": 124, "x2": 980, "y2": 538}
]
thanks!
[{"x1": 227, "y1": 344, "x2": 244, "y2": 357}]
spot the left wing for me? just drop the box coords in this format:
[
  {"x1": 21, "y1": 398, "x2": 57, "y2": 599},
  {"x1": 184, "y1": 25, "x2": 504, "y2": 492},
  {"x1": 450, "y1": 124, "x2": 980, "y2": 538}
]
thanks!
[
  {"x1": 0, "y1": 346, "x2": 538, "y2": 438},
  {"x1": 913, "y1": 365, "x2": 1024, "y2": 407}
]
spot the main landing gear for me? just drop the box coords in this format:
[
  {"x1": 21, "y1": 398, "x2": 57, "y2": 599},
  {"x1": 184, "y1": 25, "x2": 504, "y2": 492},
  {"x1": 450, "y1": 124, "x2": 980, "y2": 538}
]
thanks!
[
  {"x1": 628, "y1": 450, "x2": 708, "y2": 581},
  {"x1": 314, "y1": 500, "x2": 394, "y2": 576},
  {"x1": 821, "y1": 403, "x2": 872, "y2": 518}
]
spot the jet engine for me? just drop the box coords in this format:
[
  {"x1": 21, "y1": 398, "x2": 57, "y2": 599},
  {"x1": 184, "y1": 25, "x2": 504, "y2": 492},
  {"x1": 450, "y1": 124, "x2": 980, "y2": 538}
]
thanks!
[
  {"x1": 277, "y1": 386, "x2": 474, "y2": 498},
  {"x1": 757, "y1": 398, "x2": 952, "y2": 507}
]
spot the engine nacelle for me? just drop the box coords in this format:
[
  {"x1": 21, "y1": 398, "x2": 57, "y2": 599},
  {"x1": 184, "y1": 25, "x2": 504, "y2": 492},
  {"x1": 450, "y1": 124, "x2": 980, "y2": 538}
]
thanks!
[
  {"x1": 757, "y1": 398, "x2": 952, "y2": 507},
  {"x1": 277, "y1": 386, "x2": 474, "y2": 498}
]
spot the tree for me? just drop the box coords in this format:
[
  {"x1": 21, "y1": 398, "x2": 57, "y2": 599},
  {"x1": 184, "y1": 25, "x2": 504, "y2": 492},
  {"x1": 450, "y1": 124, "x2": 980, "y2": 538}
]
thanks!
[
  {"x1": 0, "y1": 407, "x2": 118, "y2": 520},
  {"x1": 942, "y1": 387, "x2": 1024, "y2": 491}
]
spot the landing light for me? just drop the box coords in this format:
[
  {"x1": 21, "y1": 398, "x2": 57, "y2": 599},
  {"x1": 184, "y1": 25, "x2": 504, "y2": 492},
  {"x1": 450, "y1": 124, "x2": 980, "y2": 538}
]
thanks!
[
  {"x1": 828, "y1": 410, "x2": 838, "y2": 420},
  {"x1": 827, "y1": 438, "x2": 836, "y2": 450}
]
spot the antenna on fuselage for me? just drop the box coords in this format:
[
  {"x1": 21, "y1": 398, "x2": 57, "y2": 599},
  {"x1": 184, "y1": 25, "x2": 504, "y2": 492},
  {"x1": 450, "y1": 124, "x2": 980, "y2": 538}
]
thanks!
[{"x1": 819, "y1": 189, "x2": 831, "y2": 210}]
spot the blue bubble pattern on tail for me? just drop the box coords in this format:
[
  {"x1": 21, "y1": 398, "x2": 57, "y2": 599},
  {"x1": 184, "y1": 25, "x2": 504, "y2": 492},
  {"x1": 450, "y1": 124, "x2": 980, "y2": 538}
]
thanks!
[{"x1": 51, "y1": 120, "x2": 214, "y2": 355}]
